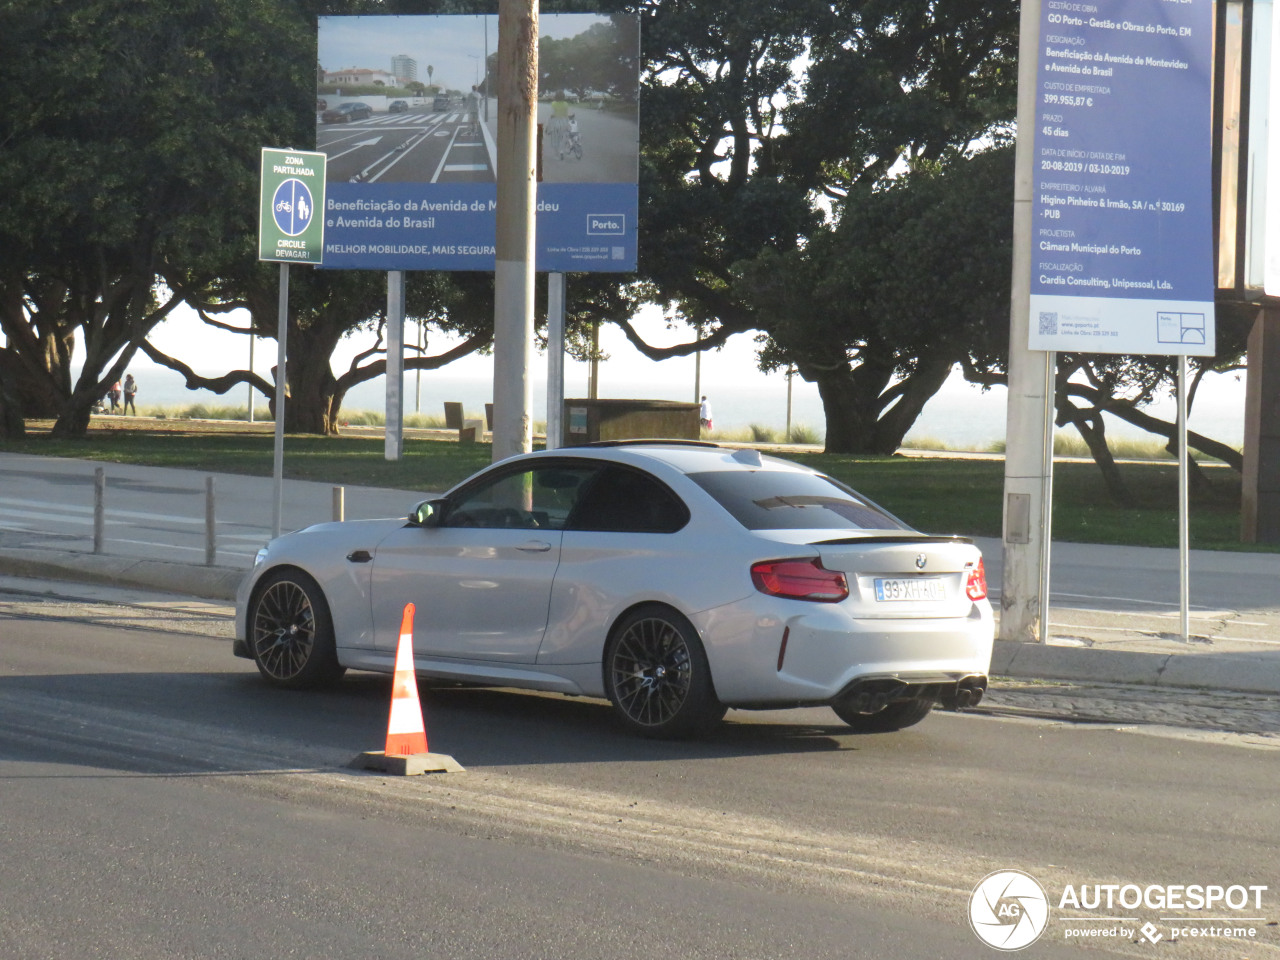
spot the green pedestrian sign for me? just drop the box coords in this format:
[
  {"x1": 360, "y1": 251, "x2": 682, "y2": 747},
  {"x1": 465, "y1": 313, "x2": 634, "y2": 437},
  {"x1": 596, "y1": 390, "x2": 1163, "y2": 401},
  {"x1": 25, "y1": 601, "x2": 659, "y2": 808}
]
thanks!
[{"x1": 258, "y1": 148, "x2": 327, "y2": 264}]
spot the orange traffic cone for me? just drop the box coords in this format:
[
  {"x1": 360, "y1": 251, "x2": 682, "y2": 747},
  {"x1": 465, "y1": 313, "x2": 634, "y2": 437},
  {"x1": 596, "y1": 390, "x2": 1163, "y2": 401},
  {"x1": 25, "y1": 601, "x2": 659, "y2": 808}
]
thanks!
[
  {"x1": 385, "y1": 603, "x2": 429, "y2": 756},
  {"x1": 348, "y1": 602, "x2": 463, "y2": 776}
]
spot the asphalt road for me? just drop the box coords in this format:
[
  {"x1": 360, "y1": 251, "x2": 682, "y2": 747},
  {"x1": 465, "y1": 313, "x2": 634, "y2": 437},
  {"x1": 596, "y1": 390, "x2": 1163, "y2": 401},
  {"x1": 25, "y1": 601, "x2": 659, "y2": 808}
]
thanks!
[
  {"x1": 1, "y1": 586, "x2": 1276, "y2": 959},
  {"x1": 315, "y1": 102, "x2": 637, "y2": 185}
]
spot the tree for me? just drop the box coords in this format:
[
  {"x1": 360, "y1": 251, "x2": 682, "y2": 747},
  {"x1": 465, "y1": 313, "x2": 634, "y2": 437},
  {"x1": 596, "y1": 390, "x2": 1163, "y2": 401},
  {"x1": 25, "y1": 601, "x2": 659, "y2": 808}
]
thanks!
[
  {"x1": 739, "y1": 146, "x2": 1015, "y2": 453},
  {"x1": 146, "y1": 266, "x2": 496, "y2": 435},
  {"x1": 0, "y1": 0, "x2": 316, "y2": 438},
  {"x1": 596, "y1": 0, "x2": 1019, "y2": 452}
]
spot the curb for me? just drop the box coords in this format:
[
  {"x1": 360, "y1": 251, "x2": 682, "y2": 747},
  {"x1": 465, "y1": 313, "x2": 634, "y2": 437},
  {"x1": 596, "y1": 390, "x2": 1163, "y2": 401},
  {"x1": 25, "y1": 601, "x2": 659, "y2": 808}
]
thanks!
[
  {"x1": 0, "y1": 548, "x2": 243, "y2": 602},
  {"x1": 991, "y1": 639, "x2": 1280, "y2": 696}
]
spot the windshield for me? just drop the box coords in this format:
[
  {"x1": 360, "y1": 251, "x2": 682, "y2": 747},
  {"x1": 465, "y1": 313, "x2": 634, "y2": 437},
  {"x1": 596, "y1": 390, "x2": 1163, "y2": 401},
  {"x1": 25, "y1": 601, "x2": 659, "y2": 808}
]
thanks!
[{"x1": 687, "y1": 469, "x2": 909, "y2": 532}]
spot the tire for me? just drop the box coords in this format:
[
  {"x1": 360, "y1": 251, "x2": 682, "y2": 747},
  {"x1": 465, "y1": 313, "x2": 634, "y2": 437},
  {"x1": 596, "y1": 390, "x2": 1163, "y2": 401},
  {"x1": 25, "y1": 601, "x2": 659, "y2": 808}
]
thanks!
[
  {"x1": 248, "y1": 569, "x2": 345, "y2": 689},
  {"x1": 831, "y1": 697, "x2": 934, "y2": 733},
  {"x1": 603, "y1": 604, "x2": 726, "y2": 739}
]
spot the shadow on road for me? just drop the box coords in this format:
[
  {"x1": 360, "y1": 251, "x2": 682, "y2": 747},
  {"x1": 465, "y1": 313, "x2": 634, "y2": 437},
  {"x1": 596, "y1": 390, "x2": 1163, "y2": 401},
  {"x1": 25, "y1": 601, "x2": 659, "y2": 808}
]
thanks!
[{"x1": 1, "y1": 667, "x2": 883, "y2": 778}]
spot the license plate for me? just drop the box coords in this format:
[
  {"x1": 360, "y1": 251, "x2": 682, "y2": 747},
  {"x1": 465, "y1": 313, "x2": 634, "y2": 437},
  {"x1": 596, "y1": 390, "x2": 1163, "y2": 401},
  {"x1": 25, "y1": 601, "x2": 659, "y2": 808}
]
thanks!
[{"x1": 874, "y1": 578, "x2": 944, "y2": 602}]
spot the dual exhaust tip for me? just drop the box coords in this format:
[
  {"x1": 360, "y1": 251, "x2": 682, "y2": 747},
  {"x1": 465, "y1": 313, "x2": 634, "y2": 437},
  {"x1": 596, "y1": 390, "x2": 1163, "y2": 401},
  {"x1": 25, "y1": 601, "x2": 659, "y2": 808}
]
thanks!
[
  {"x1": 836, "y1": 674, "x2": 988, "y2": 713},
  {"x1": 940, "y1": 675, "x2": 988, "y2": 711}
]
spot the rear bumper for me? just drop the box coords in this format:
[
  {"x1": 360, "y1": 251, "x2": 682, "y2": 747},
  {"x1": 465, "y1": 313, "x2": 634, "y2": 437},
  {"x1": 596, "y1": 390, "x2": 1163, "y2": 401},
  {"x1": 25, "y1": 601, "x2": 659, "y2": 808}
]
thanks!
[
  {"x1": 692, "y1": 595, "x2": 995, "y2": 707},
  {"x1": 834, "y1": 672, "x2": 988, "y2": 712}
]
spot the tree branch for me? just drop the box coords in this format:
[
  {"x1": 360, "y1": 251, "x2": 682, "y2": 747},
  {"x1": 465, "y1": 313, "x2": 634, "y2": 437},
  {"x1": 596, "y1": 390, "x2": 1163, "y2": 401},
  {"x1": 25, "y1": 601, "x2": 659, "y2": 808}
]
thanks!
[
  {"x1": 611, "y1": 315, "x2": 743, "y2": 361},
  {"x1": 139, "y1": 339, "x2": 273, "y2": 396}
]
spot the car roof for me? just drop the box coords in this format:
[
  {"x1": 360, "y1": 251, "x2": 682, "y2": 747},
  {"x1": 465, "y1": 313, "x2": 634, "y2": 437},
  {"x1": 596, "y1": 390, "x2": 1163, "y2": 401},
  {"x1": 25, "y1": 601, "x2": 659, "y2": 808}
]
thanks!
[{"x1": 523, "y1": 442, "x2": 814, "y2": 477}]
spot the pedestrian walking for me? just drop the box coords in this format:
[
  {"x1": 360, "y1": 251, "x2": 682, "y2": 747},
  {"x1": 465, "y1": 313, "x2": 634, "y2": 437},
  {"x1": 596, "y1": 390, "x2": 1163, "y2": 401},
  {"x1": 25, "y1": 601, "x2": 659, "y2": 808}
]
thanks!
[
  {"x1": 700, "y1": 395, "x2": 713, "y2": 432},
  {"x1": 108, "y1": 381, "x2": 121, "y2": 413},
  {"x1": 122, "y1": 374, "x2": 138, "y2": 415}
]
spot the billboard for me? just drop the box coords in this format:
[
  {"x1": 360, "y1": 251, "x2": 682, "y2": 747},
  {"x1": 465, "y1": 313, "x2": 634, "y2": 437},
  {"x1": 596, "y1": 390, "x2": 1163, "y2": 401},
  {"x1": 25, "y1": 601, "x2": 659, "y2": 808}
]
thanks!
[
  {"x1": 316, "y1": 14, "x2": 639, "y2": 273},
  {"x1": 1028, "y1": 0, "x2": 1215, "y2": 355}
]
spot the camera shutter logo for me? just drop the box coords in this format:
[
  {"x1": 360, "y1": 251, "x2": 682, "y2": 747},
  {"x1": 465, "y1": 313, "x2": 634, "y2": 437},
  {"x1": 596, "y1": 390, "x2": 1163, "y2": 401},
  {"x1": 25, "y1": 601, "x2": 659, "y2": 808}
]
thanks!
[{"x1": 969, "y1": 869, "x2": 1050, "y2": 951}]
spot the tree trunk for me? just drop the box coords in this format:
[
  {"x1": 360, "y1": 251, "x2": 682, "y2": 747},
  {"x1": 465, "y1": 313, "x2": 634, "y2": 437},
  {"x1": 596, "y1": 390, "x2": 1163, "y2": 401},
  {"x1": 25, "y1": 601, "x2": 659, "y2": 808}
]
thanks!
[
  {"x1": 1059, "y1": 400, "x2": 1135, "y2": 507},
  {"x1": 0, "y1": 352, "x2": 25, "y2": 438},
  {"x1": 1163, "y1": 436, "x2": 1218, "y2": 501},
  {"x1": 326, "y1": 386, "x2": 352, "y2": 433},
  {"x1": 49, "y1": 388, "x2": 95, "y2": 439},
  {"x1": 281, "y1": 322, "x2": 345, "y2": 435},
  {"x1": 808, "y1": 350, "x2": 953, "y2": 456},
  {"x1": 813, "y1": 370, "x2": 886, "y2": 454},
  {"x1": 870, "y1": 354, "x2": 956, "y2": 453}
]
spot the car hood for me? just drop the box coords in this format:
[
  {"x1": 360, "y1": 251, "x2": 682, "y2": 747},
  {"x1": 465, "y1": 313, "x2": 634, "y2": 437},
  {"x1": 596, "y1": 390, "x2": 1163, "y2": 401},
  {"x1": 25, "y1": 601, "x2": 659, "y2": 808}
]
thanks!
[{"x1": 270, "y1": 517, "x2": 409, "y2": 552}]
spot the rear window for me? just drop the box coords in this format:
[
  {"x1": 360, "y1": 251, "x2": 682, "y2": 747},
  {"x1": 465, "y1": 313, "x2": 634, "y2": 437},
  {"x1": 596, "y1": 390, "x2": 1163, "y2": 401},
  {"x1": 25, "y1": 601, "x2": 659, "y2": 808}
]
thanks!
[{"x1": 686, "y1": 469, "x2": 908, "y2": 532}]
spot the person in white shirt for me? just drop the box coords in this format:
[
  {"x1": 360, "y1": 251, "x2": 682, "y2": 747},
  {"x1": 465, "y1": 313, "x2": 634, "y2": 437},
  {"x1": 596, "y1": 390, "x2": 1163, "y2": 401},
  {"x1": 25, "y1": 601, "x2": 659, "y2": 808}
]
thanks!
[{"x1": 699, "y1": 395, "x2": 713, "y2": 432}]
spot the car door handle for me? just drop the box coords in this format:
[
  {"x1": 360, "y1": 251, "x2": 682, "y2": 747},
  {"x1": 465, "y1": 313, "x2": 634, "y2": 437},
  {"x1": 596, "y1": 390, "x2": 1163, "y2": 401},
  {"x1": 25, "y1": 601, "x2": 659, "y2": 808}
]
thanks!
[
  {"x1": 515, "y1": 540, "x2": 552, "y2": 553},
  {"x1": 346, "y1": 549, "x2": 373, "y2": 563}
]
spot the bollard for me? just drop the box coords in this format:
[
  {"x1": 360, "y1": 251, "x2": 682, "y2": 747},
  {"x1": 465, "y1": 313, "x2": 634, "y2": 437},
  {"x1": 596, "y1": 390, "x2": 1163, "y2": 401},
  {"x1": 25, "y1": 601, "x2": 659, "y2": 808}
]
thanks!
[
  {"x1": 205, "y1": 476, "x2": 216, "y2": 566},
  {"x1": 333, "y1": 485, "x2": 345, "y2": 522},
  {"x1": 93, "y1": 467, "x2": 105, "y2": 554}
]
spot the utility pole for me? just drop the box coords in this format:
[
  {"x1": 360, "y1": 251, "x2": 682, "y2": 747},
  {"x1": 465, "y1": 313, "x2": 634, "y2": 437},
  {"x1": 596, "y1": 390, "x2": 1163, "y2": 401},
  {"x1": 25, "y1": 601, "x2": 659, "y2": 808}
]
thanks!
[
  {"x1": 490, "y1": 0, "x2": 538, "y2": 462},
  {"x1": 1001, "y1": 0, "x2": 1053, "y2": 642}
]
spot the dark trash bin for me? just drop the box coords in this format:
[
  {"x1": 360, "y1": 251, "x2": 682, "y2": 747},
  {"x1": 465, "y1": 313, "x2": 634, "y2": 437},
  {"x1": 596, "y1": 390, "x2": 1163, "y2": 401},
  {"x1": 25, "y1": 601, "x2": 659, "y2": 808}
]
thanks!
[{"x1": 561, "y1": 399, "x2": 700, "y2": 446}]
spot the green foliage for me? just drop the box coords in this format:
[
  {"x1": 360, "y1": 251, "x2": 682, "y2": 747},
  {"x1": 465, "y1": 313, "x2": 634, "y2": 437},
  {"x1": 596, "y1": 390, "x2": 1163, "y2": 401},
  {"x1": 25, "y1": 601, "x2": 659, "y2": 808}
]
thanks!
[
  {"x1": 738, "y1": 146, "x2": 1015, "y2": 453},
  {"x1": 0, "y1": 0, "x2": 315, "y2": 435},
  {"x1": 628, "y1": 0, "x2": 1020, "y2": 455},
  {"x1": 788, "y1": 423, "x2": 822, "y2": 445},
  {"x1": 780, "y1": 0, "x2": 1019, "y2": 196}
]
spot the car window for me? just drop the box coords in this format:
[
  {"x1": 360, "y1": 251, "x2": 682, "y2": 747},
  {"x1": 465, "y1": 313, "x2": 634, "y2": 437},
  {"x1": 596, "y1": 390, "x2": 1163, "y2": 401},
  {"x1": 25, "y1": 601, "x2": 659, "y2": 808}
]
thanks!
[
  {"x1": 686, "y1": 469, "x2": 908, "y2": 532},
  {"x1": 442, "y1": 464, "x2": 599, "y2": 530},
  {"x1": 567, "y1": 466, "x2": 689, "y2": 534}
]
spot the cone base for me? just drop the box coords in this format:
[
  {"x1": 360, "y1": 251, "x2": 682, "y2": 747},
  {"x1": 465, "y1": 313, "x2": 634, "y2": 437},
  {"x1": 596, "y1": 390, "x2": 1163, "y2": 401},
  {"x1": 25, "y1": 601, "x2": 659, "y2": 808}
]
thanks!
[{"x1": 348, "y1": 750, "x2": 465, "y2": 776}]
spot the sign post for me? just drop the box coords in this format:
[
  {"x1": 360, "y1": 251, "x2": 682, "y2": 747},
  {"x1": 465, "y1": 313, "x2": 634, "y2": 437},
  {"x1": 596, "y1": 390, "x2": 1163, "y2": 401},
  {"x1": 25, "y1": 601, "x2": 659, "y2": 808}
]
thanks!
[
  {"x1": 259, "y1": 148, "x2": 327, "y2": 537},
  {"x1": 1007, "y1": 0, "x2": 1214, "y2": 643}
]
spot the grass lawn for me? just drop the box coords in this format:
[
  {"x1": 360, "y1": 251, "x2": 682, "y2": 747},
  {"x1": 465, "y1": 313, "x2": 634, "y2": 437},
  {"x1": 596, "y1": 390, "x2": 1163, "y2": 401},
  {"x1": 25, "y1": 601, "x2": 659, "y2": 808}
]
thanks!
[{"x1": 2, "y1": 418, "x2": 1262, "y2": 552}]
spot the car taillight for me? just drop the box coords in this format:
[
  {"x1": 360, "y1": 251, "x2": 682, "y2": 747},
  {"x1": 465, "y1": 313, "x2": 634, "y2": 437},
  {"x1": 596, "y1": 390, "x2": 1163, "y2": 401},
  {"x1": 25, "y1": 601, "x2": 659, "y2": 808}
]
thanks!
[
  {"x1": 751, "y1": 558, "x2": 849, "y2": 603},
  {"x1": 965, "y1": 558, "x2": 988, "y2": 601}
]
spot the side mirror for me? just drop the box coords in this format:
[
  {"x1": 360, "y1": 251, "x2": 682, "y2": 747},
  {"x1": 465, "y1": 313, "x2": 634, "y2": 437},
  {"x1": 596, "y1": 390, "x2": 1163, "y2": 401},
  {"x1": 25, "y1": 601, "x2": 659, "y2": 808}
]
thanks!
[{"x1": 409, "y1": 498, "x2": 445, "y2": 527}]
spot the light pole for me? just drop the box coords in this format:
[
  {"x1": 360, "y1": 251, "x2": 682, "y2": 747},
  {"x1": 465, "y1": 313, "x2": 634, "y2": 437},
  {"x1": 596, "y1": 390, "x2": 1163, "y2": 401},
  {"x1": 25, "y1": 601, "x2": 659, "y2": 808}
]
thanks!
[{"x1": 415, "y1": 320, "x2": 424, "y2": 414}]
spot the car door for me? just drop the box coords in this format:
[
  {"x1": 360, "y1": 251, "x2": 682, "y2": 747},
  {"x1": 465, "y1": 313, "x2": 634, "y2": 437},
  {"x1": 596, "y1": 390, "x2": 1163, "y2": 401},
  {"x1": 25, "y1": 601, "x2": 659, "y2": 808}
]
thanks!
[
  {"x1": 370, "y1": 461, "x2": 600, "y2": 662},
  {"x1": 538, "y1": 464, "x2": 693, "y2": 664}
]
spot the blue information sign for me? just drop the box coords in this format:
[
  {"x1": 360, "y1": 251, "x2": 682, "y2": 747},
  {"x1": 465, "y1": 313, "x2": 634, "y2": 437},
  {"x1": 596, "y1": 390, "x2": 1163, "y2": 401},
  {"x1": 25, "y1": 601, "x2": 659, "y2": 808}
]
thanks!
[
  {"x1": 1029, "y1": 0, "x2": 1215, "y2": 355},
  {"x1": 321, "y1": 182, "x2": 637, "y2": 272}
]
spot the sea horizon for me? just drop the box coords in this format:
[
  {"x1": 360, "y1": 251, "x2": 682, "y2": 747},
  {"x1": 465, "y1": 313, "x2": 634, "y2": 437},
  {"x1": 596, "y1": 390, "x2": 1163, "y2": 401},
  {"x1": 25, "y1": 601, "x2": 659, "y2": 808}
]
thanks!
[{"x1": 107, "y1": 359, "x2": 1247, "y2": 451}]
